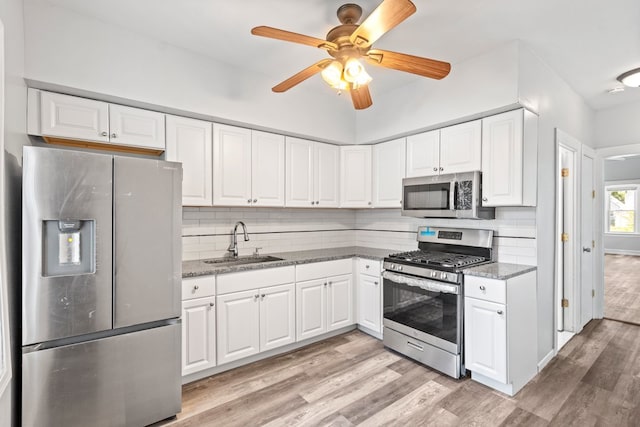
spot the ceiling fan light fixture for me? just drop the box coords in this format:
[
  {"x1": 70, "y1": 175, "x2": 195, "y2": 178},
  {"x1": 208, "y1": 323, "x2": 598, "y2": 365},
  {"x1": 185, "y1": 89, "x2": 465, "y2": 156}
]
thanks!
[
  {"x1": 321, "y1": 60, "x2": 344, "y2": 87},
  {"x1": 343, "y1": 58, "x2": 365, "y2": 83},
  {"x1": 617, "y1": 67, "x2": 640, "y2": 88}
]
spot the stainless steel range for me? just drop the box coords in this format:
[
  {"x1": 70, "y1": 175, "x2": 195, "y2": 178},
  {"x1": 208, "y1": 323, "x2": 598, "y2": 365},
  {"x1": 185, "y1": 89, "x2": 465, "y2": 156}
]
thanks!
[{"x1": 382, "y1": 226, "x2": 493, "y2": 378}]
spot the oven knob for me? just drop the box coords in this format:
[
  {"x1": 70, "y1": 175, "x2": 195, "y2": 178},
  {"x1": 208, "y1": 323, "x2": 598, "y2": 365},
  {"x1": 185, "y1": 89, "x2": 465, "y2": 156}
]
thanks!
[
  {"x1": 397, "y1": 265, "x2": 403, "y2": 271},
  {"x1": 441, "y1": 272, "x2": 447, "y2": 280},
  {"x1": 431, "y1": 271, "x2": 437, "y2": 278}
]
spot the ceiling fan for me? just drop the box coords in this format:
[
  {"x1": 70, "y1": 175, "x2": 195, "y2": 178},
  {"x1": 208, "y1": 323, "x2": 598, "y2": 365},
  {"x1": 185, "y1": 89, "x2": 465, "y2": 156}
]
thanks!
[{"x1": 251, "y1": 0, "x2": 451, "y2": 110}]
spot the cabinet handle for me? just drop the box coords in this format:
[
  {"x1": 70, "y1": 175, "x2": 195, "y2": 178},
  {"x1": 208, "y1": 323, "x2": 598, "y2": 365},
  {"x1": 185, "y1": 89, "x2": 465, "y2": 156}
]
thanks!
[
  {"x1": 497, "y1": 310, "x2": 503, "y2": 315},
  {"x1": 479, "y1": 285, "x2": 486, "y2": 291},
  {"x1": 253, "y1": 199, "x2": 257, "y2": 203},
  {"x1": 193, "y1": 285, "x2": 199, "y2": 291},
  {"x1": 482, "y1": 197, "x2": 488, "y2": 202},
  {"x1": 433, "y1": 167, "x2": 438, "y2": 172},
  {"x1": 111, "y1": 133, "x2": 117, "y2": 139},
  {"x1": 100, "y1": 131, "x2": 108, "y2": 137},
  {"x1": 209, "y1": 302, "x2": 214, "y2": 307}
]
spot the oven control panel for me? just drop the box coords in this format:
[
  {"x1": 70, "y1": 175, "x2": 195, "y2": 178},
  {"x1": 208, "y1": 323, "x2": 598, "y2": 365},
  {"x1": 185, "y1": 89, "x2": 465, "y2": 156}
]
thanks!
[{"x1": 383, "y1": 261, "x2": 459, "y2": 284}]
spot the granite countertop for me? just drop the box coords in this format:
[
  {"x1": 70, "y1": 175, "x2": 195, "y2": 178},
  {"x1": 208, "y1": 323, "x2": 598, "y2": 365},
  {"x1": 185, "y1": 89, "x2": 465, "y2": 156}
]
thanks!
[
  {"x1": 463, "y1": 262, "x2": 537, "y2": 280},
  {"x1": 182, "y1": 246, "x2": 393, "y2": 278}
]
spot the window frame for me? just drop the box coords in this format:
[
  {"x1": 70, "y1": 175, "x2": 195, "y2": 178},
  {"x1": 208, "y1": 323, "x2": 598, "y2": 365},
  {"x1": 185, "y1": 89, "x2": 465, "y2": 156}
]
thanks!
[{"x1": 605, "y1": 180, "x2": 640, "y2": 235}]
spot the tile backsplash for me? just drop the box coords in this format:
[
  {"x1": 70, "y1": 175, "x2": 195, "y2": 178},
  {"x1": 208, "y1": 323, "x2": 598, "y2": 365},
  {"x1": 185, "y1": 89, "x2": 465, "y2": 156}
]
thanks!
[{"x1": 182, "y1": 206, "x2": 537, "y2": 266}]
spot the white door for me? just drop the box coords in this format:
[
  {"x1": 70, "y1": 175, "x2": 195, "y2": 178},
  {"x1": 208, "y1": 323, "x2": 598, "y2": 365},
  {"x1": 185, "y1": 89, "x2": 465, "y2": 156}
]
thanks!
[
  {"x1": 182, "y1": 296, "x2": 216, "y2": 376},
  {"x1": 216, "y1": 290, "x2": 260, "y2": 364},
  {"x1": 315, "y1": 142, "x2": 340, "y2": 208},
  {"x1": 481, "y1": 110, "x2": 524, "y2": 206},
  {"x1": 109, "y1": 104, "x2": 165, "y2": 150},
  {"x1": 252, "y1": 131, "x2": 285, "y2": 207},
  {"x1": 213, "y1": 124, "x2": 252, "y2": 206},
  {"x1": 40, "y1": 91, "x2": 110, "y2": 142},
  {"x1": 440, "y1": 120, "x2": 482, "y2": 174},
  {"x1": 373, "y1": 138, "x2": 406, "y2": 208},
  {"x1": 464, "y1": 298, "x2": 507, "y2": 383},
  {"x1": 357, "y1": 274, "x2": 381, "y2": 333},
  {"x1": 340, "y1": 146, "x2": 372, "y2": 208},
  {"x1": 296, "y1": 279, "x2": 327, "y2": 341},
  {"x1": 406, "y1": 130, "x2": 440, "y2": 177},
  {"x1": 259, "y1": 283, "x2": 296, "y2": 351},
  {"x1": 286, "y1": 137, "x2": 315, "y2": 207},
  {"x1": 165, "y1": 115, "x2": 213, "y2": 206},
  {"x1": 327, "y1": 274, "x2": 354, "y2": 331},
  {"x1": 580, "y1": 151, "x2": 595, "y2": 329}
]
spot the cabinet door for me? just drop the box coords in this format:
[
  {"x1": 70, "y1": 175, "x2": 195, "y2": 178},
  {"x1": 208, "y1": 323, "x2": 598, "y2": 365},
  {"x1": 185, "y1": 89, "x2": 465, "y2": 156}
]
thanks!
[
  {"x1": 315, "y1": 142, "x2": 340, "y2": 208},
  {"x1": 109, "y1": 104, "x2": 165, "y2": 150},
  {"x1": 440, "y1": 120, "x2": 481, "y2": 174},
  {"x1": 260, "y1": 283, "x2": 296, "y2": 351},
  {"x1": 373, "y1": 138, "x2": 406, "y2": 207},
  {"x1": 286, "y1": 137, "x2": 315, "y2": 207},
  {"x1": 340, "y1": 146, "x2": 372, "y2": 208},
  {"x1": 296, "y1": 279, "x2": 327, "y2": 341},
  {"x1": 357, "y1": 274, "x2": 381, "y2": 333},
  {"x1": 252, "y1": 131, "x2": 285, "y2": 207},
  {"x1": 406, "y1": 130, "x2": 439, "y2": 177},
  {"x1": 166, "y1": 115, "x2": 213, "y2": 206},
  {"x1": 40, "y1": 91, "x2": 110, "y2": 142},
  {"x1": 481, "y1": 110, "x2": 524, "y2": 206},
  {"x1": 213, "y1": 124, "x2": 252, "y2": 206},
  {"x1": 182, "y1": 296, "x2": 216, "y2": 376},
  {"x1": 327, "y1": 274, "x2": 354, "y2": 331},
  {"x1": 464, "y1": 297, "x2": 507, "y2": 383},
  {"x1": 217, "y1": 290, "x2": 260, "y2": 364}
]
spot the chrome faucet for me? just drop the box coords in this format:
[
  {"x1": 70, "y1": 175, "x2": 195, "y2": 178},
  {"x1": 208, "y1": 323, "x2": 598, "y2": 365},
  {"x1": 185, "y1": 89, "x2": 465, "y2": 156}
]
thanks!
[{"x1": 228, "y1": 221, "x2": 249, "y2": 257}]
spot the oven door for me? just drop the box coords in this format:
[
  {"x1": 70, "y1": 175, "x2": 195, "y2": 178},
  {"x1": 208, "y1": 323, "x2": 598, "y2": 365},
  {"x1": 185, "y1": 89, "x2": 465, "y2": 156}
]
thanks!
[{"x1": 382, "y1": 271, "x2": 462, "y2": 354}]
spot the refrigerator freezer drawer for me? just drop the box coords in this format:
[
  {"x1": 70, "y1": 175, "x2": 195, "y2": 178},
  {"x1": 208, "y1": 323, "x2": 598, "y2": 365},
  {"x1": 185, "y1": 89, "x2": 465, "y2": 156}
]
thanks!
[{"x1": 22, "y1": 323, "x2": 181, "y2": 427}]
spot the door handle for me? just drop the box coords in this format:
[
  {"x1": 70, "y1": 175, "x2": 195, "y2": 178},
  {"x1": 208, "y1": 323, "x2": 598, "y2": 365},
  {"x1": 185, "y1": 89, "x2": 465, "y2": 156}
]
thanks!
[{"x1": 583, "y1": 247, "x2": 591, "y2": 253}]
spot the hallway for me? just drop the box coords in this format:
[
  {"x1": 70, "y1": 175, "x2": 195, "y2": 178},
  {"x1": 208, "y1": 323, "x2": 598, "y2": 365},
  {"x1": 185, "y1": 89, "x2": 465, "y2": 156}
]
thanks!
[{"x1": 605, "y1": 254, "x2": 640, "y2": 325}]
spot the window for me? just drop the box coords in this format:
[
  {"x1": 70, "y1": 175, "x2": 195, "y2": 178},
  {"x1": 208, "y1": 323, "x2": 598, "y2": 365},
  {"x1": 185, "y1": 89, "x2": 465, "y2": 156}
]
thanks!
[{"x1": 606, "y1": 182, "x2": 640, "y2": 234}]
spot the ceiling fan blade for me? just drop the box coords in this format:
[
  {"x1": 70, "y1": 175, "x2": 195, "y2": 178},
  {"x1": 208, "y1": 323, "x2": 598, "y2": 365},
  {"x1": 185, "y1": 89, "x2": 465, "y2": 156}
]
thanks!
[
  {"x1": 366, "y1": 49, "x2": 451, "y2": 79},
  {"x1": 350, "y1": 85, "x2": 373, "y2": 110},
  {"x1": 251, "y1": 26, "x2": 337, "y2": 51},
  {"x1": 272, "y1": 59, "x2": 333, "y2": 93},
  {"x1": 349, "y1": 0, "x2": 416, "y2": 48}
]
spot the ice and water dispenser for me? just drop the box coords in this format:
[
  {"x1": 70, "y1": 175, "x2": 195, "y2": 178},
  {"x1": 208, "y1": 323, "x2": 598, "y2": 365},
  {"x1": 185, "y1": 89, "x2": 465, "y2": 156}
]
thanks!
[{"x1": 42, "y1": 219, "x2": 95, "y2": 276}]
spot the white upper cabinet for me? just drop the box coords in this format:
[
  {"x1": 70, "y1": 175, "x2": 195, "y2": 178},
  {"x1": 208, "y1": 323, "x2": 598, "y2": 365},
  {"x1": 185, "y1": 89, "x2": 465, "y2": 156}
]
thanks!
[
  {"x1": 406, "y1": 130, "x2": 439, "y2": 177},
  {"x1": 340, "y1": 145, "x2": 372, "y2": 208},
  {"x1": 482, "y1": 109, "x2": 538, "y2": 207},
  {"x1": 373, "y1": 138, "x2": 406, "y2": 207},
  {"x1": 165, "y1": 115, "x2": 213, "y2": 206},
  {"x1": 213, "y1": 124, "x2": 253, "y2": 206},
  {"x1": 439, "y1": 120, "x2": 482, "y2": 174},
  {"x1": 251, "y1": 131, "x2": 285, "y2": 207},
  {"x1": 315, "y1": 143, "x2": 340, "y2": 208},
  {"x1": 109, "y1": 104, "x2": 165, "y2": 150},
  {"x1": 40, "y1": 91, "x2": 110, "y2": 143},
  {"x1": 286, "y1": 138, "x2": 339, "y2": 208}
]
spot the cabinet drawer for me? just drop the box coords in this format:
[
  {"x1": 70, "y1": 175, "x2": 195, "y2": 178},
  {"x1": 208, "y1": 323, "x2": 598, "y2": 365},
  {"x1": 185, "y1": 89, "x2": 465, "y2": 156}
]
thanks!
[
  {"x1": 464, "y1": 276, "x2": 506, "y2": 304},
  {"x1": 358, "y1": 258, "x2": 381, "y2": 276},
  {"x1": 182, "y1": 276, "x2": 216, "y2": 300},
  {"x1": 296, "y1": 259, "x2": 352, "y2": 282},
  {"x1": 217, "y1": 266, "x2": 295, "y2": 295}
]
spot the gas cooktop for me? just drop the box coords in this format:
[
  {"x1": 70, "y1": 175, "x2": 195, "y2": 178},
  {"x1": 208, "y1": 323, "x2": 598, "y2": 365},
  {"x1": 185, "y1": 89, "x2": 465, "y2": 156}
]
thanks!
[{"x1": 388, "y1": 250, "x2": 487, "y2": 269}]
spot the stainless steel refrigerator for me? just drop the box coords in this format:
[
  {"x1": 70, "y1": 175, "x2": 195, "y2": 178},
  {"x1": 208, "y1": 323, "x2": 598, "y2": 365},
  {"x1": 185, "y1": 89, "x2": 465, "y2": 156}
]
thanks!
[{"x1": 21, "y1": 146, "x2": 182, "y2": 426}]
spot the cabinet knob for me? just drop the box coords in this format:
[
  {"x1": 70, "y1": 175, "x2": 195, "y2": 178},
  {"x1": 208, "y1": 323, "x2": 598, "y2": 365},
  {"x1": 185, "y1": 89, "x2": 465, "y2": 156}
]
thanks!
[
  {"x1": 209, "y1": 302, "x2": 214, "y2": 307},
  {"x1": 100, "y1": 131, "x2": 108, "y2": 137},
  {"x1": 328, "y1": 281, "x2": 332, "y2": 285},
  {"x1": 324, "y1": 282, "x2": 327, "y2": 287},
  {"x1": 368, "y1": 202, "x2": 372, "y2": 206},
  {"x1": 316, "y1": 201, "x2": 319, "y2": 205},
  {"x1": 374, "y1": 281, "x2": 379, "y2": 285},
  {"x1": 479, "y1": 285, "x2": 486, "y2": 291},
  {"x1": 193, "y1": 285, "x2": 199, "y2": 291},
  {"x1": 482, "y1": 197, "x2": 488, "y2": 202},
  {"x1": 261, "y1": 294, "x2": 266, "y2": 299},
  {"x1": 439, "y1": 167, "x2": 444, "y2": 171},
  {"x1": 365, "y1": 265, "x2": 370, "y2": 269},
  {"x1": 254, "y1": 294, "x2": 260, "y2": 300},
  {"x1": 497, "y1": 310, "x2": 503, "y2": 315},
  {"x1": 111, "y1": 133, "x2": 117, "y2": 139},
  {"x1": 253, "y1": 199, "x2": 257, "y2": 203},
  {"x1": 248, "y1": 199, "x2": 252, "y2": 204},
  {"x1": 433, "y1": 167, "x2": 438, "y2": 172},
  {"x1": 311, "y1": 201, "x2": 315, "y2": 205}
]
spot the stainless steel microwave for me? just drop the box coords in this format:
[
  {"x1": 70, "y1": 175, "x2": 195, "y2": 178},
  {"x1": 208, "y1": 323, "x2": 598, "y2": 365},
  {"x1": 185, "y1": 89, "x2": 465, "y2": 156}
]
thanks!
[{"x1": 401, "y1": 171, "x2": 495, "y2": 219}]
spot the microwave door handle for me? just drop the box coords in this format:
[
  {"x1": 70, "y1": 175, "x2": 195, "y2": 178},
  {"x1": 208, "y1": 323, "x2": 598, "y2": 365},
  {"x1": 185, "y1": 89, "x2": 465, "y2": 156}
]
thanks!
[{"x1": 449, "y1": 181, "x2": 456, "y2": 210}]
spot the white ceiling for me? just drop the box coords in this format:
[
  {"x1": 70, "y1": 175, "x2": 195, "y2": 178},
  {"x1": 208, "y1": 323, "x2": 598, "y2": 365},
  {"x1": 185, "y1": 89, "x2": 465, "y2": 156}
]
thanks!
[{"x1": 47, "y1": 0, "x2": 640, "y2": 111}]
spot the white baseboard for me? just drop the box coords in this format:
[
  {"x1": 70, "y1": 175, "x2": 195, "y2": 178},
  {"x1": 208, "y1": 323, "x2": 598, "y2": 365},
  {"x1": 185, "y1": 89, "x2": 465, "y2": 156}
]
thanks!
[
  {"x1": 604, "y1": 249, "x2": 640, "y2": 256},
  {"x1": 537, "y1": 348, "x2": 555, "y2": 372}
]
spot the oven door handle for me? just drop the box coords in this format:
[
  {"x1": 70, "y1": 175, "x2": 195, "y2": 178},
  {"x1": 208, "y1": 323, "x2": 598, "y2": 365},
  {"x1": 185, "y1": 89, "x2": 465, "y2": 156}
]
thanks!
[{"x1": 382, "y1": 271, "x2": 459, "y2": 295}]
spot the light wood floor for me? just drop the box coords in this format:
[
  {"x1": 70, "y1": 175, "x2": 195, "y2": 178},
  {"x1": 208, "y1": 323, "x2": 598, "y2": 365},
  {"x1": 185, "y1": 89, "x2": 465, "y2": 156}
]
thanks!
[
  {"x1": 605, "y1": 254, "x2": 640, "y2": 324},
  {"x1": 161, "y1": 319, "x2": 640, "y2": 426}
]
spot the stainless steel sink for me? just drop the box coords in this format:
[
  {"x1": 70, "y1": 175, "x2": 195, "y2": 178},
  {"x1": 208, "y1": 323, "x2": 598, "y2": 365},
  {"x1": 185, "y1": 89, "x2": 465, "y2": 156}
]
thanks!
[{"x1": 202, "y1": 255, "x2": 284, "y2": 266}]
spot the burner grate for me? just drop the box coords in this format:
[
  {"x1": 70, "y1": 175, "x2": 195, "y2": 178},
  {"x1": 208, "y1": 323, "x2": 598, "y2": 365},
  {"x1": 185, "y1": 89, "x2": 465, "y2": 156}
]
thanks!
[{"x1": 388, "y1": 250, "x2": 486, "y2": 268}]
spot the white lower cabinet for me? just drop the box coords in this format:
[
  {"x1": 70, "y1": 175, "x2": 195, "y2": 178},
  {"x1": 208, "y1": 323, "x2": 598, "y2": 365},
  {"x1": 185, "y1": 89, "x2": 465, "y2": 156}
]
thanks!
[
  {"x1": 296, "y1": 279, "x2": 328, "y2": 341},
  {"x1": 217, "y1": 290, "x2": 261, "y2": 365},
  {"x1": 182, "y1": 296, "x2": 217, "y2": 376},
  {"x1": 259, "y1": 284, "x2": 296, "y2": 351},
  {"x1": 356, "y1": 259, "x2": 382, "y2": 335},
  {"x1": 464, "y1": 271, "x2": 537, "y2": 396},
  {"x1": 327, "y1": 274, "x2": 354, "y2": 330}
]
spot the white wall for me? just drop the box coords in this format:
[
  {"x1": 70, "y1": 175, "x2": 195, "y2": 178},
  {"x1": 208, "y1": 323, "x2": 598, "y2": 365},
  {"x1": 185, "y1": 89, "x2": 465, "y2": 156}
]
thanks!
[
  {"x1": 0, "y1": 0, "x2": 29, "y2": 423},
  {"x1": 23, "y1": 0, "x2": 356, "y2": 144},
  {"x1": 355, "y1": 42, "x2": 521, "y2": 144},
  {"x1": 518, "y1": 43, "x2": 596, "y2": 362},
  {"x1": 604, "y1": 159, "x2": 640, "y2": 254},
  {"x1": 595, "y1": 100, "x2": 640, "y2": 148}
]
